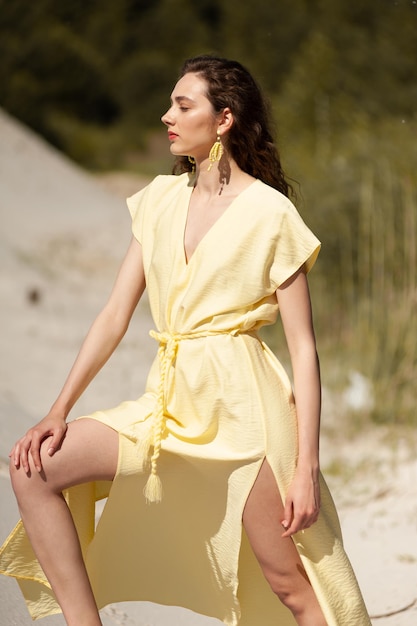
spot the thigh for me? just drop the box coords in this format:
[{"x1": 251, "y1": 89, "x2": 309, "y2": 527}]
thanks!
[
  {"x1": 34, "y1": 418, "x2": 119, "y2": 492},
  {"x1": 242, "y1": 459, "x2": 305, "y2": 581}
]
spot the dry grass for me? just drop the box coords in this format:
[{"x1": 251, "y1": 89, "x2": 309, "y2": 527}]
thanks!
[{"x1": 290, "y1": 119, "x2": 417, "y2": 428}]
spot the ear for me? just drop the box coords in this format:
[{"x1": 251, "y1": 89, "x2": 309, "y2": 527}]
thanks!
[{"x1": 217, "y1": 107, "x2": 234, "y2": 137}]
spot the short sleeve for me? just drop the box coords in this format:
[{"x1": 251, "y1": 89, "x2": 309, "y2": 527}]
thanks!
[
  {"x1": 270, "y1": 201, "x2": 321, "y2": 289},
  {"x1": 126, "y1": 181, "x2": 154, "y2": 244}
]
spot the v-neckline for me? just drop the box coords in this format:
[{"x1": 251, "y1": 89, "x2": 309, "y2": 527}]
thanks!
[{"x1": 182, "y1": 179, "x2": 258, "y2": 266}]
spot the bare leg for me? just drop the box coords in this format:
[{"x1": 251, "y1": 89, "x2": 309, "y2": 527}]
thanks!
[
  {"x1": 243, "y1": 460, "x2": 327, "y2": 626},
  {"x1": 10, "y1": 419, "x2": 119, "y2": 626}
]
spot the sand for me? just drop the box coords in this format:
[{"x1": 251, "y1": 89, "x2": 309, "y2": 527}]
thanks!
[{"x1": 0, "y1": 107, "x2": 416, "y2": 625}]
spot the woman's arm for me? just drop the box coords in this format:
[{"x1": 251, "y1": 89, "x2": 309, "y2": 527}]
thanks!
[
  {"x1": 11, "y1": 236, "x2": 146, "y2": 473},
  {"x1": 276, "y1": 267, "x2": 321, "y2": 537}
]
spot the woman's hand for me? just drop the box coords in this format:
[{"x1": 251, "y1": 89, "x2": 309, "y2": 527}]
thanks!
[
  {"x1": 281, "y1": 465, "x2": 321, "y2": 537},
  {"x1": 9, "y1": 414, "x2": 68, "y2": 474}
]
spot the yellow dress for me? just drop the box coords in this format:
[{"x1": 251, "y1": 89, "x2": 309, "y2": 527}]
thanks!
[{"x1": 0, "y1": 174, "x2": 371, "y2": 625}]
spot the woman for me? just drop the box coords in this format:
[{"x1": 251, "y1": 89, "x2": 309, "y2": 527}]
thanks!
[{"x1": 0, "y1": 56, "x2": 370, "y2": 626}]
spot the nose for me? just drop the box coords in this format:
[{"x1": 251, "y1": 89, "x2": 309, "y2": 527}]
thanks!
[{"x1": 161, "y1": 106, "x2": 173, "y2": 126}]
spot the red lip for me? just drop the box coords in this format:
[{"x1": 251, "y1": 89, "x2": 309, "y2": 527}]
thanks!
[{"x1": 168, "y1": 132, "x2": 178, "y2": 141}]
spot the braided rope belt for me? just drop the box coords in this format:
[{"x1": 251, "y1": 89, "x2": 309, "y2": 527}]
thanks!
[{"x1": 143, "y1": 328, "x2": 242, "y2": 503}]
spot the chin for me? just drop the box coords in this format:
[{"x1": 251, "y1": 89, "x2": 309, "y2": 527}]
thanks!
[{"x1": 170, "y1": 146, "x2": 184, "y2": 156}]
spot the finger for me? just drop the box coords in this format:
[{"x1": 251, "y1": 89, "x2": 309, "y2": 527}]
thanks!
[
  {"x1": 283, "y1": 511, "x2": 305, "y2": 536},
  {"x1": 309, "y1": 509, "x2": 320, "y2": 527},
  {"x1": 30, "y1": 432, "x2": 43, "y2": 472},
  {"x1": 281, "y1": 499, "x2": 294, "y2": 535},
  {"x1": 9, "y1": 443, "x2": 17, "y2": 463},
  {"x1": 47, "y1": 427, "x2": 66, "y2": 456},
  {"x1": 20, "y1": 440, "x2": 32, "y2": 474},
  {"x1": 288, "y1": 507, "x2": 319, "y2": 535},
  {"x1": 306, "y1": 500, "x2": 320, "y2": 527},
  {"x1": 11, "y1": 443, "x2": 21, "y2": 468},
  {"x1": 282, "y1": 519, "x2": 300, "y2": 537}
]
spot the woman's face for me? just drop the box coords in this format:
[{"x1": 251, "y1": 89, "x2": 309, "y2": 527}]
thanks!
[{"x1": 161, "y1": 72, "x2": 219, "y2": 161}]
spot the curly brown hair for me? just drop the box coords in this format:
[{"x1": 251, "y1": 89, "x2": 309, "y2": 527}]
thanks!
[{"x1": 172, "y1": 55, "x2": 292, "y2": 198}]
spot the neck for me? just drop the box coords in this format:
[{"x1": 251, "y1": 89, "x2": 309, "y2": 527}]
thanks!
[{"x1": 193, "y1": 156, "x2": 243, "y2": 196}]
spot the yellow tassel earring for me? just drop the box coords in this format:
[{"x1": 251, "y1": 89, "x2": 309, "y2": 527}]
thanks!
[
  {"x1": 207, "y1": 133, "x2": 223, "y2": 171},
  {"x1": 188, "y1": 156, "x2": 196, "y2": 173}
]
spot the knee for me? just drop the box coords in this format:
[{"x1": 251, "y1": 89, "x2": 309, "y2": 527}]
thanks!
[
  {"x1": 9, "y1": 455, "x2": 47, "y2": 503},
  {"x1": 9, "y1": 457, "x2": 30, "y2": 499},
  {"x1": 266, "y1": 571, "x2": 303, "y2": 614}
]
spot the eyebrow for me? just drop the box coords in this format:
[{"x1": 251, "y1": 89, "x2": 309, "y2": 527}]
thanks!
[{"x1": 171, "y1": 95, "x2": 195, "y2": 104}]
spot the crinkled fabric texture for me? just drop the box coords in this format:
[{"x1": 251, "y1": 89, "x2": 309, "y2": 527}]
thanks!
[{"x1": 0, "y1": 174, "x2": 371, "y2": 625}]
